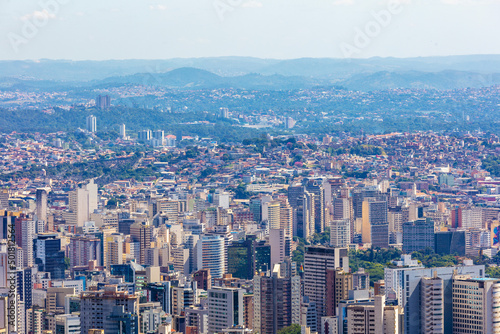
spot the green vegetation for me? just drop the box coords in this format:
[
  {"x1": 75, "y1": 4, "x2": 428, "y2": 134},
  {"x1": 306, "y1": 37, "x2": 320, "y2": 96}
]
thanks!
[
  {"x1": 349, "y1": 248, "x2": 402, "y2": 286},
  {"x1": 482, "y1": 156, "x2": 500, "y2": 177},
  {"x1": 227, "y1": 183, "x2": 255, "y2": 200},
  {"x1": 277, "y1": 324, "x2": 301, "y2": 334},
  {"x1": 292, "y1": 228, "x2": 330, "y2": 266},
  {"x1": 486, "y1": 266, "x2": 500, "y2": 278},
  {"x1": 410, "y1": 248, "x2": 459, "y2": 267},
  {"x1": 335, "y1": 145, "x2": 386, "y2": 156},
  {"x1": 0, "y1": 154, "x2": 160, "y2": 184}
]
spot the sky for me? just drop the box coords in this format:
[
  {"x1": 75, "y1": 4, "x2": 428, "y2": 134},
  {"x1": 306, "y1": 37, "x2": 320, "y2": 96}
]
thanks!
[{"x1": 0, "y1": 0, "x2": 499, "y2": 60}]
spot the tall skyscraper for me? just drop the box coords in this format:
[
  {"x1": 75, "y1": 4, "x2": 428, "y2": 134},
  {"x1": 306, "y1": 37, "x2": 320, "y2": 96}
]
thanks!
[
  {"x1": 0, "y1": 189, "x2": 8, "y2": 209},
  {"x1": 345, "y1": 295, "x2": 401, "y2": 334},
  {"x1": 402, "y1": 218, "x2": 435, "y2": 253},
  {"x1": 86, "y1": 114, "x2": 97, "y2": 133},
  {"x1": 152, "y1": 130, "x2": 165, "y2": 147},
  {"x1": 15, "y1": 216, "x2": 35, "y2": 267},
  {"x1": 253, "y1": 265, "x2": 301, "y2": 334},
  {"x1": 96, "y1": 95, "x2": 111, "y2": 109},
  {"x1": 34, "y1": 233, "x2": 65, "y2": 279},
  {"x1": 64, "y1": 180, "x2": 98, "y2": 227},
  {"x1": 452, "y1": 276, "x2": 500, "y2": 334},
  {"x1": 361, "y1": 198, "x2": 388, "y2": 247},
  {"x1": 138, "y1": 130, "x2": 152, "y2": 143},
  {"x1": 130, "y1": 222, "x2": 153, "y2": 265},
  {"x1": 207, "y1": 287, "x2": 244, "y2": 334},
  {"x1": 55, "y1": 314, "x2": 81, "y2": 334},
  {"x1": 270, "y1": 229, "x2": 286, "y2": 269},
  {"x1": 35, "y1": 188, "x2": 48, "y2": 223},
  {"x1": 198, "y1": 234, "x2": 225, "y2": 279},
  {"x1": 120, "y1": 123, "x2": 126, "y2": 139},
  {"x1": 279, "y1": 198, "x2": 294, "y2": 237},
  {"x1": 303, "y1": 246, "x2": 349, "y2": 329},
  {"x1": 80, "y1": 286, "x2": 139, "y2": 334},
  {"x1": 69, "y1": 236, "x2": 102, "y2": 267},
  {"x1": 330, "y1": 219, "x2": 350, "y2": 247},
  {"x1": 227, "y1": 235, "x2": 256, "y2": 280},
  {"x1": 296, "y1": 191, "x2": 315, "y2": 239},
  {"x1": 421, "y1": 275, "x2": 444, "y2": 334},
  {"x1": 305, "y1": 178, "x2": 326, "y2": 233},
  {"x1": 384, "y1": 261, "x2": 485, "y2": 334},
  {"x1": 325, "y1": 268, "x2": 352, "y2": 317}
]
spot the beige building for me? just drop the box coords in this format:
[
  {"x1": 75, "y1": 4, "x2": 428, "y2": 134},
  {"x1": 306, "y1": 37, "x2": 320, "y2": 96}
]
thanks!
[
  {"x1": 452, "y1": 276, "x2": 500, "y2": 334},
  {"x1": 346, "y1": 295, "x2": 401, "y2": 334}
]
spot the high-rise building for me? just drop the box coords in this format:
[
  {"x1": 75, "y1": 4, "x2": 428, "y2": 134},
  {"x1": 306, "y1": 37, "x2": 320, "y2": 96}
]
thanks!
[
  {"x1": 305, "y1": 179, "x2": 326, "y2": 233},
  {"x1": 243, "y1": 294, "x2": 254, "y2": 330},
  {"x1": 361, "y1": 199, "x2": 388, "y2": 247},
  {"x1": 96, "y1": 95, "x2": 111, "y2": 109},
  {"x1": 270, "y1": 229, "x2": 286, "y2": 269},
  {"x1": 120, "y1": 123, "x2": 127, "y2": 139},
  {"x1": 107, "y1": 233, "x2": 124, "y2": 267},
  {"x1": 0, "y1": 189, "x2": 8, "y2": 209},
  {"x1": 138, "y1": 130, "x2": 152, "y2": 143},
  {"x1": 55, "y1": 313, "x2": 81, "y2": 334},
  {"x1": 26, "y1": 307, "x2": 43, "y2": 334},
  {"x1": 207, "y1": 287, "x2": 244, "y2": 334},
  {"x1": 384, "y1": 261, "x2": 485, "y2": 334},
  {"x1": 171, "y1": 283, "x2": 198, "y2": 316},
  {"x1": 345, "y1": 295, "x2": 401, "y2": 334},
  {"x1": 253, "y1": 266, "x2": 301, "y2": 334},
  {"x1": 130, "y1": 222, "x2": 153, "y2": 265},
  {"x1": 421, "y1": 275, "x2": 444, "y2": 334},
  {"x1": 35, "y1": 188, "x2": 48, "y2": 223},
  {"x1": 352, "y1": 268, "x2": 370, "y2": 290},
  {"x1": 80, "y1": 286, "x2": 139, "y2": 334},
  {"x1": 330, "y1": 219, "x2": 350, "y2": 247},
  {"x1": 352, "y1": 186, "x2": 380, "y2": 220},
  {"x1": 16, "y1": 267, "x2": 34, "y2": 312},
  {"x1": 296, "y1": 191, "x2": 315, "y2": 239},
  {"x1": 227, "y1": 235, "x2": 256, "y2": 280},
  {"x1": 461, "y1": 207, "x2": 483, "y2": 229},
  {"x1": 15, "y1": 216, "x2": 35, "y2": 267},
  {"x1": 34, "y1": 233, "x2": 65, "y2": 279},
  {"x1": 249, "y1": 197, "x2": 262, "y2": 223},
  {"x1": 152, "y1": 130, "x2": 165, "y2": 147},
  {"x1": 452, "y1": 276, "x2": 500, "y2": 334},
  {"x1": 69, "y1": 236, "x2": 102, "y2": 267},
  {"x1": 434, "y1": 231, "x2": 466, "y2": 255},
  {"x1": 0, "y1": 210, "x2": 18, "y2": 240},
  {"x1": 64, "y1": 180, "x2": 98, "y2": 227},
  {"x1": 198, "y1": 234, "x2": 225, "y2": 279},
  {"x1": 254, "y1": 240, "x2": 271, "y2": 274},
  {"x1": 303, "y1": 246, "x2": 349, "y2": 329},
  {"x1": 86, "y1": 114, "x2": 97, "y2": 133},
  {"x1": 325, "y1": 268, "x2": 352, "y2": 317},
  {"x1": 279, "y1": 199, "x2": 294, "y2": 238},
  {"x1": 145, "y1": 282, "x2": 172, "y2": 314},
  {"x1": 403, "y1": 218, "x2": 435, "y2": 253},
  {"x1": 219, "y1": 107, "x2": 229, "y2": 118}
]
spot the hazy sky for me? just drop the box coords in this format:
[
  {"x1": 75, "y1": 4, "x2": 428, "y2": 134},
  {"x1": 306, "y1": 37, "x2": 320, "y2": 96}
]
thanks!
[{"x1": 1, "y1": 0, "x2": 499, "y2": 60}]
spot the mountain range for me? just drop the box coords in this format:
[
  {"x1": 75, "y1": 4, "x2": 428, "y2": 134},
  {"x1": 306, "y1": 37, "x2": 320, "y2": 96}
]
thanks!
[{"x1": 2, "y1": 55, "x2": 500, "y2": 91}]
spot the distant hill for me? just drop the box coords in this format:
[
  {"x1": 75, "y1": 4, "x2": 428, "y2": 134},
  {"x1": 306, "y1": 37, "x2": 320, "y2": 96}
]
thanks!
[
  {"x1": 2, "y1": 55, "x2": 500, "y2": 91},
  {"x1": 99, "y1": 67, "x2": 327, "y2": 90},
  {"x1": 341, "y1": 70, "x2": 500, "y2": 91}
]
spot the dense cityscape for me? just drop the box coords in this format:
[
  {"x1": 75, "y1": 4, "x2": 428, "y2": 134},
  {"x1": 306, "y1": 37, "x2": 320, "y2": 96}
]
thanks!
[
  {"x1": 1, "y1": 92, "x2": 500, "y2": 333},
  {"x1": 1, "y1": 0, "x2": 500, "y2": 332}
]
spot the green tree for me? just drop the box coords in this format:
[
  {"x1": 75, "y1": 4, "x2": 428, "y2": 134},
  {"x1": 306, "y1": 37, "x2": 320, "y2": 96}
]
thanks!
[{"x1": 277, "y1": 324, "x2": 301, "y2": 334}]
